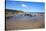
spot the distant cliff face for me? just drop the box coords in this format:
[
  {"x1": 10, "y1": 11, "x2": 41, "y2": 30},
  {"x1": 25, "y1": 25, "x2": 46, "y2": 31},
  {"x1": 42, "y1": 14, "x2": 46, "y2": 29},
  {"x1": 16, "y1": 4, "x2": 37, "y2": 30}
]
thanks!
[
  {"x1": 5, "y1": 9, "x2": 24, "y2": 16},
  {"x1": 5, "y1": 9, "x2": 44, "y2": 16}
]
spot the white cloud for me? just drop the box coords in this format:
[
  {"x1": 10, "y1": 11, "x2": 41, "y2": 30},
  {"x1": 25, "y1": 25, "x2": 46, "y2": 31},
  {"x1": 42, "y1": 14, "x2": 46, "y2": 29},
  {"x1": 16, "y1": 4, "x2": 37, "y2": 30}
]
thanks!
[
  {"x1": 21, "y1": 4, "x2": 31, "y2": 10},
  {"x1": 21, "y1": 4, "x2": 27, "y2": 7},
  {"x1": 21, "y1": 4, "x2": 30, "y2": 9}
]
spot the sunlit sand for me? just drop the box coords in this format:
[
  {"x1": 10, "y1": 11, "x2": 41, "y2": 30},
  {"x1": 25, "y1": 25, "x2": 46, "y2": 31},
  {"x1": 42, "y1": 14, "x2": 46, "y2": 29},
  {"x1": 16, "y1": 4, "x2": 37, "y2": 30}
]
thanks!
[{"x1": 6, "y1": 16, "x2": 44, "y2": 30}]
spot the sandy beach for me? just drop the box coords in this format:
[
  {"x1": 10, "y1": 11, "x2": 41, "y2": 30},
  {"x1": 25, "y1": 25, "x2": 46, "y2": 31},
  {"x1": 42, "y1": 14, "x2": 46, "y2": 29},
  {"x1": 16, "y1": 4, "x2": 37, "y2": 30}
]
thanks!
[{"x1": 6, "y1": 16, "x2": 44, "y2": 30}]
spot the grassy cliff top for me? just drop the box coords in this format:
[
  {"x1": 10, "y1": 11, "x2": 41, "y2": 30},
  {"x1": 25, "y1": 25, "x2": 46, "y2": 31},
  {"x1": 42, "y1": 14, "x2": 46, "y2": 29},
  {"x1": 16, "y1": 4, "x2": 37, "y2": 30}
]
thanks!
[{"x1": 5, "y1": 9, "x2": 24, "y2": 12}]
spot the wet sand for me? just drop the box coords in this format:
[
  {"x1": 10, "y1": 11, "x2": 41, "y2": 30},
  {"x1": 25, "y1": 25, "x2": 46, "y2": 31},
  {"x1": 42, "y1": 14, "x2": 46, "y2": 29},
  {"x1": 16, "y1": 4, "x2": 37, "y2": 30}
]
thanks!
[{"x1": 6, "y1": 16, "x2": 44, "y2": 30}]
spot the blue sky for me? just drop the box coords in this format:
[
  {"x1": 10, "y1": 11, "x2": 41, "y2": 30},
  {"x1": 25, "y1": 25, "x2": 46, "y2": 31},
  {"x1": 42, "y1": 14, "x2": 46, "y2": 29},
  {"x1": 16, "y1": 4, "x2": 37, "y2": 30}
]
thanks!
[{"x1": 6, "y1": 0, "x2": 45, "y2": 12}]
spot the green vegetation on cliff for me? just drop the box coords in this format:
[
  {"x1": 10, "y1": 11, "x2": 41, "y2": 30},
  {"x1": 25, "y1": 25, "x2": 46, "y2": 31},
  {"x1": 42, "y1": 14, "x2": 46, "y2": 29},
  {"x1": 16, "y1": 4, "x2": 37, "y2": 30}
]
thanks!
[{"x1": 5, "y1": 9, "x2": 24, "y2": 16}]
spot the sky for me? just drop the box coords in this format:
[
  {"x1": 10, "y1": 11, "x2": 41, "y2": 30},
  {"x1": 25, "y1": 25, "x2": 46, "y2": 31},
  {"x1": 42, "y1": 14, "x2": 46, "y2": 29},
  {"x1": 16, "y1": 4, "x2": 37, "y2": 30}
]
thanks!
[{"x1": 6, "y1": 0, "x2": 45, "y2": 12}]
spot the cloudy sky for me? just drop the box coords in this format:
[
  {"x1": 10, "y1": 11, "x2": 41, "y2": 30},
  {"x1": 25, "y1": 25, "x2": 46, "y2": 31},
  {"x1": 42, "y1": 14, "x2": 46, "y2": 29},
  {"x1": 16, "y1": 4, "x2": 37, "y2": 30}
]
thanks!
[{"x1": 6, "y1": 0, "x2": 45, "y2": 12}]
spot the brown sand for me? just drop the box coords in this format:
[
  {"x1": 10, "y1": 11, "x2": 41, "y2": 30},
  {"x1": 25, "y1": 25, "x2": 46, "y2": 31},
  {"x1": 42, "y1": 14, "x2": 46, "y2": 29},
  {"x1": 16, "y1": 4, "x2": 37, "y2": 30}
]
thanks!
[{"x1": 6, "y1": 16, "x2": 44, "y2": 30}]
